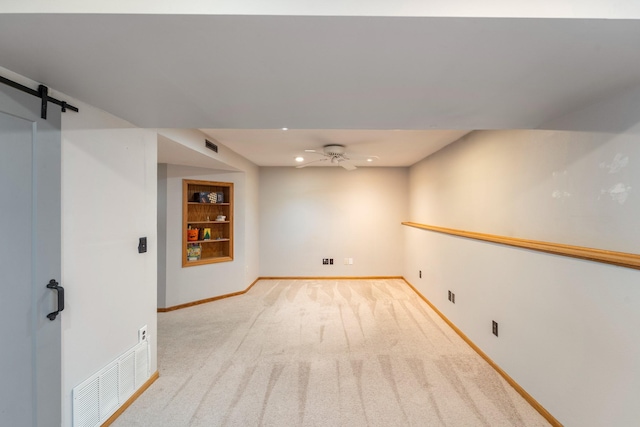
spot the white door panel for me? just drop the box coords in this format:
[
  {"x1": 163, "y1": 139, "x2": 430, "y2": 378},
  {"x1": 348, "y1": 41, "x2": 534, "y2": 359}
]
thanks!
[{"x1": 0, "y1": 85, "x2": 62, "y2": 427}]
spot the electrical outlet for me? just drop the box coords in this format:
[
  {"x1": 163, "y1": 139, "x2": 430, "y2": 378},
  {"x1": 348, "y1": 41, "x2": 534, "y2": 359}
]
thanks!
[
  {"x1": 344, "y1": 258, "x2": 349, "y2": 265},
  {"x1": 322, "y1": 258, "x2": 329, "y2": 265},
  {"x1": 138, "y1": 325, "x2": 148, "y2": 342},
  {"x1": 419, "y1": 270, "x2": 422, "y2": 278},
  {"x1": 448, "y1": 290, "x2": 452, "y2": 301},
  {"x1": 451, "y1": 292, "x2": 455, "y2": 304},
  {"x1": 348, "y1": 258, "x2": 353, "y2": 265},
  {"x1": 329, "y1": 258, "x2": 334, "y2": 265},
  {"x1": 492, "y1": 321, "x2": 499, "y2": 337}
]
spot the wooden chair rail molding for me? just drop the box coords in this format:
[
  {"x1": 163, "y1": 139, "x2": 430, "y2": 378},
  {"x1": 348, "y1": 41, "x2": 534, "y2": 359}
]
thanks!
[{"x1": 402, "y1": 222, "x2": 640, "y2": 271}]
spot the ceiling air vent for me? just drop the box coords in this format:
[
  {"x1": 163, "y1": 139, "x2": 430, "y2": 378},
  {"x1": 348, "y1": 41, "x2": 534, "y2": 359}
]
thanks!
[{"x1": 205, "y1": 139, "x2": 218, "y2": 153}]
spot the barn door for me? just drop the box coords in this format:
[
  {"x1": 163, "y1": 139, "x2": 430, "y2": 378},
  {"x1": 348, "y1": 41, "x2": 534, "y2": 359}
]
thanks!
[{"x1": 0, "y1": 83, "x2": 62, "y2": 427}]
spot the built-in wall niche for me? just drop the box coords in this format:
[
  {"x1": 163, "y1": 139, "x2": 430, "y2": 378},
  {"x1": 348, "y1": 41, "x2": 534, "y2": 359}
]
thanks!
[{"x1": 182, "y1": 179, "x2": 234, "y2": 267}]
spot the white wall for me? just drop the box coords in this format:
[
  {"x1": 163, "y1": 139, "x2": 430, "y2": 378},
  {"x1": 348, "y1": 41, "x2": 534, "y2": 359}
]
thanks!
[
  {"x1": 61, "y1": 100, "x2": 157, "y2": 427},
  {"x1": 404, "y1": 225, "x2": 640, "y2": 426},
  {"x1": 156, "y1": 129, "x2": 260, "y2": 308},
  {"x1": 161, "y1": 164, "x2": 254, "y2": 307},
  {"x1": 259, "y1": 167, "x2": 408, "y2": 277},
  {"x1": 409, "y1": 129, "x2": 640, "y2": 253},
  {"x1": 158, "y1": 128, "x2": 260, "y2": 295},
  {"x1": 404, "y1": 123, "x2": 640, "y2": 424}
]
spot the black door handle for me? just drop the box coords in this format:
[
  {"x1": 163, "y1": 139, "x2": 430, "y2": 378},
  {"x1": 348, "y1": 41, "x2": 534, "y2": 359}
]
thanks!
[{"x1": 46, "y1": 279, "x2": 64, "y2": 321}]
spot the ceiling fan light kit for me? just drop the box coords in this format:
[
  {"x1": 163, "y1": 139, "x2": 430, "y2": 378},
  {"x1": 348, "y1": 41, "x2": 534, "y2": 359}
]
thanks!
[{"x1": 323, "y1": 145, "x2": 346, "y2": 156}]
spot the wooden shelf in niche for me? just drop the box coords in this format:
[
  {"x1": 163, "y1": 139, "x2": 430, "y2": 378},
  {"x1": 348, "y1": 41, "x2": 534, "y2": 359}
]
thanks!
[{"x1": 182, "y1": 179, "x2": 234, "y2": 267}]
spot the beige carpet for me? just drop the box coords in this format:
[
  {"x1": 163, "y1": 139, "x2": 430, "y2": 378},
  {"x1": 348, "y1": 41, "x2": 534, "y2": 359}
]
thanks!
[{"x1": 113, "y1": 279, "x2": 551, "y2": 426}]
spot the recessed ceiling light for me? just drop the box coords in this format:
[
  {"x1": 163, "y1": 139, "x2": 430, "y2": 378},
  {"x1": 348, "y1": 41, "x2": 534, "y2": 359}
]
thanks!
[
  {"x1": 295, "y1": 156, "x2": 304, "y2": 162},
  {"x1": 282, "y1": 127, "x2": 288, "y2": 131},
  {"x1": 367, "y1": 158, "x2": 373, "y2": 162}
]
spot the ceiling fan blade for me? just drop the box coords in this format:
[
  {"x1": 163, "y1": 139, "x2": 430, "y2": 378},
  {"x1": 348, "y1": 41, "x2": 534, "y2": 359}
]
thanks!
[
  {"x1": 296, "y1": 158, "x2": 327, "y2": 168},
  {"x1": 346, "y1": 154, "x2": 380, "y2": 161},
  {"x1": 303, "y1": 149, "x2": 326, "y2": 157},
  {"x1": 339, "y1": 160, "x2": 357, "y2": 171}
]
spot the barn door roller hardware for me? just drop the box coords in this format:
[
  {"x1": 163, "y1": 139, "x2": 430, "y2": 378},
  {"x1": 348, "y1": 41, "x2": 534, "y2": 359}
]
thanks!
[{"x1": 0, "y1": 74, "x2": 79, "y2": 120}]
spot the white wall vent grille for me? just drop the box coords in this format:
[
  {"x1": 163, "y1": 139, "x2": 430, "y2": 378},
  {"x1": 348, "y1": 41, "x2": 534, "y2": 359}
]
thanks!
[
  {"x1": 134, "y1": 344, "x2": 150, "y2": 388},
  {"x1": 118, "y1": 351, "x2": 136, "y2": 400},
  {"x1": 74, "y1": 377, "x2": 100, "y2": 427},
  {"x1": 73, "y1": 340, "x2": 150, "y2": 427},
  {"x1": 99, "y1": 364, "x2": 119, "y2": 417}
]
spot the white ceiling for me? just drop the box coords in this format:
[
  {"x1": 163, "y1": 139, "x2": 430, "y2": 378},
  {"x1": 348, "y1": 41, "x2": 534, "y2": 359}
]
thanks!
[
  {"x1": 5, "y1": 0, "x2": 640, "y2": 19},
  {"x1": 200, "y1": 129, "x2": 470, "y2": 167},
  {"x1": 1, "y1": 14, "x2": 640, "y2": 167},
  {"x1": 157, "y1": 134, "x2": 239, "y2": 171}
]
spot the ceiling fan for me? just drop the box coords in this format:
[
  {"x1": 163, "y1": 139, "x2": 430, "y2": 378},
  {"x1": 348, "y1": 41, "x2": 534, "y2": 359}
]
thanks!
[{"x1": 296, "y1": 144, "x2": 379, "y2": 171}]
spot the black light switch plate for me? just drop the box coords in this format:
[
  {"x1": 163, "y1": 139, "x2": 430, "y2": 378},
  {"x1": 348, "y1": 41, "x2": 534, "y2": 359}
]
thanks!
[{"x1": 138, "y1": 237, "x2": 147, "y2": 253}]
